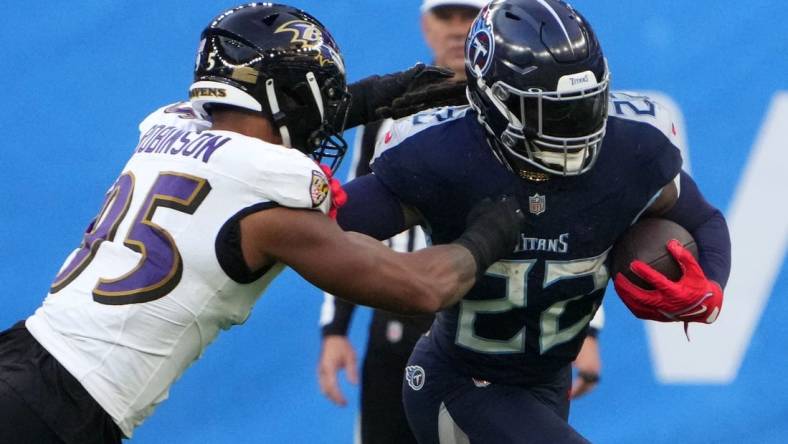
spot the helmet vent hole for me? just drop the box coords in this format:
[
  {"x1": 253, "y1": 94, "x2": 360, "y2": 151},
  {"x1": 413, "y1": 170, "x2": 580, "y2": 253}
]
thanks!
[
  {"x1": 505, "y1": 11, "x2": 521, "y2": 21},
  {"x1": 261, "y1": 13, "x2": 279, "y2": 26}
]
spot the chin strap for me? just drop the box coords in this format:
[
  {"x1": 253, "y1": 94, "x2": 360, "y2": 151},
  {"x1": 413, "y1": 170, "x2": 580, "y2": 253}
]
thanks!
[
  {"x1": 267, "y1": 72, "x2": 328, "y2": 152},
  {"x1": 305, "y1": 72, "x2": 325, "y2": 120},
  {"x1": 265, "y1": 78, "x2": 291, "y2": 148}
]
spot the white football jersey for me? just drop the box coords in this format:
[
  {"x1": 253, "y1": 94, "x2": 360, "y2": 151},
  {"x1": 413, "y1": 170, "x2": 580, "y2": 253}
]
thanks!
[{"x1": 26, "y1": 102, "x2": 331, "y2": 437}]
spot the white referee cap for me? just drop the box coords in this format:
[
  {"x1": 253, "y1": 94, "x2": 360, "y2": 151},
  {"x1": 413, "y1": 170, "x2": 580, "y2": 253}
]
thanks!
[{"x1": 420, "y1": 0, "x2": 488, "y2": 13}]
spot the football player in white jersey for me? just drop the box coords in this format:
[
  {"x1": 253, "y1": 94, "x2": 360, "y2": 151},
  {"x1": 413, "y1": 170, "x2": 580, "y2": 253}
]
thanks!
[{"x1": 0, "y1": 4, "x2": 526, "y2": 443}]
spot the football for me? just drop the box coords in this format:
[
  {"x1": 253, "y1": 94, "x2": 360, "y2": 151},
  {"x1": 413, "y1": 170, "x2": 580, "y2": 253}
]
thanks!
[{"x1": 610, "y1": 218, "x2": 699, "y2": 290}]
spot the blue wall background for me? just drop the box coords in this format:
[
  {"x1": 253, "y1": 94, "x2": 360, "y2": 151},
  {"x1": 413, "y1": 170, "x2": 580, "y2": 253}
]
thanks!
[{"x1": 1, "y1": 1, "x2": 786, "y2": 442}]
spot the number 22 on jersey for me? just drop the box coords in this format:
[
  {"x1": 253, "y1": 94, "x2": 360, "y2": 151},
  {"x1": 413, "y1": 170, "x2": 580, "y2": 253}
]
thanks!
[
  {"x1": 457, "y1": 254, "x2": 609, "y2": 355},
  {"x1": 50, "y1": 171, "x2": 211, "y2": 305}
]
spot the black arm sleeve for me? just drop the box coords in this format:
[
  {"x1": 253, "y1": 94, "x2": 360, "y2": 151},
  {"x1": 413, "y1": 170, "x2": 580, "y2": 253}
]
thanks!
[
  {"x1": 345, "y1": 65, "x2": 454, "y2": 128},
  {"x1": 321, "y1": 296, "x2": 357, "y2": 337},
  {"x1": 336, "y1": 174, "x2": 407, "y2": 241},
  {"x1": 662, "y1": 171, "x2": 732, "y2": 288},
  {"x1": 346, "y1": 74, "x2": 406, "y2": 129}
]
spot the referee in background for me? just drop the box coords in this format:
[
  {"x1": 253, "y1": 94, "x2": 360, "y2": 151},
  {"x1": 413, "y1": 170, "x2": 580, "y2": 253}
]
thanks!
[{"x1": 317, "y1": 1, "x2": 602, "y2": 442}]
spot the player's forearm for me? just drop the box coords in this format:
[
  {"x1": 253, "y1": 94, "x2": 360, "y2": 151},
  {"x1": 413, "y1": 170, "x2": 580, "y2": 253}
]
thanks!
[
  {"x1": 373, "y1": 243, "x2": 477, "y2": 313},
  {"x1": 250, "y1": 207, "x2": 469, "y2": 314},
  {"x1": 364, "y1": 196, "x2": 526, "y2": 311},
  {"x1": 687, "y1": 209, "x2": 730, "y2": 287},
  {"x1": 406, "y1": 244, "x2": 478, "y2": 310},
  {"x1": 662, "y1": 172, "x2": 731, "y2": 287},
  {"x1": 314, "y1": 233, "x2": 475, "y2": 314}
]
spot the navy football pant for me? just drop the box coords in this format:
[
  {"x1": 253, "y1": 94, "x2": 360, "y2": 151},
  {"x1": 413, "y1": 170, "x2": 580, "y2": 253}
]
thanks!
[{"x1": 402, "y1": 336, "x2": 589, "y2": 444}]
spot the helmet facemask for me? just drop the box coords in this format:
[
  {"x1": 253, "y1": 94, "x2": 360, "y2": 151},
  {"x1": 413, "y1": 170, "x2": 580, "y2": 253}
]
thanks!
[
  {"x1": 304, "y1": 73, "x2": 351, "y2": 173},
  {"x1": 473, "y1": 68, "x2": 610, "y2": 176},
  {"x1": 262, "y1": 68, "x2": 351, "y2": 172}
]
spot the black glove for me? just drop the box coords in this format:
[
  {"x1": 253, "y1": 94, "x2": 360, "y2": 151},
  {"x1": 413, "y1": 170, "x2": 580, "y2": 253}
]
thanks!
[
  {"x1": 375, "y1": 80, "x2": 468, "y2": 120},
  {"x1": 453, "y1": 195, "x2": 525, "y2": 277},
  {"x1": 346, "y1": 63, "x2": 459, "y2": 128}
]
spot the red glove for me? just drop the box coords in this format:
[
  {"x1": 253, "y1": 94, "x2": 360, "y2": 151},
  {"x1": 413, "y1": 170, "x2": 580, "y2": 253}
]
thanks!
[
  {"x1": 614, "y1": 240, "x2": 723, "y2": 324},
  {"x1": 319, "y1": 164, "x2": 347, "y2": 219}
]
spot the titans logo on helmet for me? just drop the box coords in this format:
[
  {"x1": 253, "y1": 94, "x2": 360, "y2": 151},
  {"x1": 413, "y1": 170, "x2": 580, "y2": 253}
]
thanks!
[{"x1": 466, "y1": 6, "x2": 495, "y2": 77}]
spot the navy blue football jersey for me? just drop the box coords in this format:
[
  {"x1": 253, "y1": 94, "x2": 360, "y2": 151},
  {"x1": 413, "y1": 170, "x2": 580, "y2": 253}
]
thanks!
[{"x1": 371, "y1": 93, "x2": 682, "y2": 384}]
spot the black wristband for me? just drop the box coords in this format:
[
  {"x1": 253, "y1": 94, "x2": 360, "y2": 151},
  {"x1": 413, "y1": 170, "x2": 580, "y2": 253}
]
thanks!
[
  {"x1": 453, "y1": 196, "x2": 524, "y2": 277},
  {"x1": 319, "y1": 297, "x2": 356, "y2": 338},
  {"x1": 321, "y1": 324, "x2": 350, "y2": 338},
  {"x1": 578, "y1": 371, "x2": 600, "y2": 384},
  {"x1": 454, "y1": 233, "x2": 499, "y2": 278}
]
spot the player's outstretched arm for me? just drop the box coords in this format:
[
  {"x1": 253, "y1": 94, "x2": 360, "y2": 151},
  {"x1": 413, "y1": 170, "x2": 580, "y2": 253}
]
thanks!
[
  {"x1": 240, "y1": 197, "x2": 522, "y2": 314},
  {"x1": 346, "y1": 63, "x2": 464, "y2": 128}
]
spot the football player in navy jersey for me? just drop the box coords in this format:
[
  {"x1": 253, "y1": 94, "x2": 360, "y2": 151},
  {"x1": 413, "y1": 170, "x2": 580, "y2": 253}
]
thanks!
[{"x1": 335, "y1": 0, "x2": 732, "y2": 442}]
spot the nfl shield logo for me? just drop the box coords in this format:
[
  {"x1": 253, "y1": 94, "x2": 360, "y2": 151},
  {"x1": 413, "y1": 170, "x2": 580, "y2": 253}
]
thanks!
[{"x1": 529, "y1": 193, "x2": 546, "y2": 215}]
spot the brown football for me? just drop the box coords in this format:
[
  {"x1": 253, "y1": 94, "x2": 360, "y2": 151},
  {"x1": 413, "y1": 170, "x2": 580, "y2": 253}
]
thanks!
[{"x1": 610, "y1": 218, "x2": 699, "y2": 290}]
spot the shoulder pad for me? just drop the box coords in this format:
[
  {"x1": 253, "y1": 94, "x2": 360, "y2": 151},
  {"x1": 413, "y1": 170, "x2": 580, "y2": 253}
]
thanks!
[
  {"x1": 214, "y1": 135, "x2": 331, "y2": 214},
  {"x1": 373, "y1": 106, "x2": 470, "y2": 159},
  {"x1": 138, "y1": 102, "x2": 211, "y2": 138},
  {"x1": 608, "y1": 91, "x2": 684, "y2": 151}
]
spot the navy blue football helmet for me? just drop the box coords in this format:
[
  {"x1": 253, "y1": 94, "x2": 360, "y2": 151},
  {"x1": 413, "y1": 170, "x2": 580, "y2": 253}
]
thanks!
[
  {"x1": 465, "y1": 0, "x2": 610, "y2": 176},
  {"x1": 190, "y1": 3, "x2": 350, "y2": 171}
]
